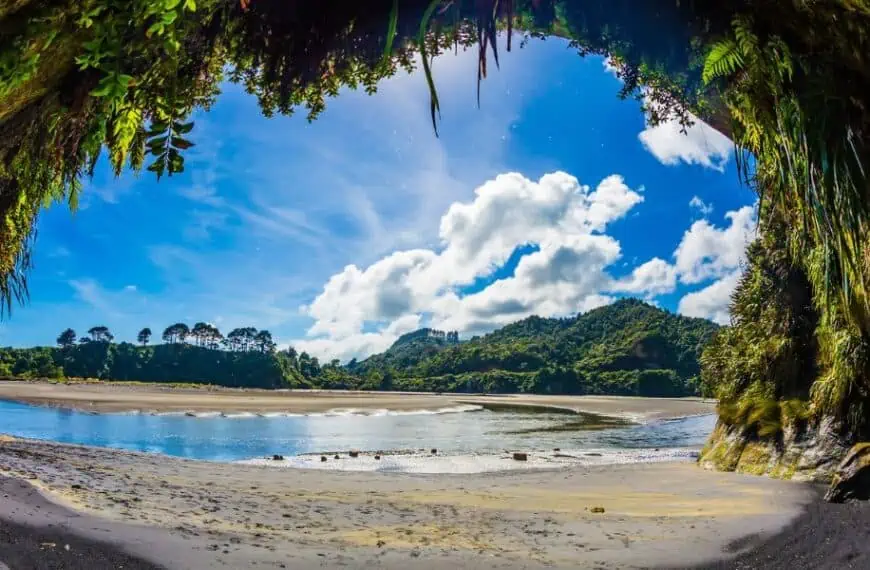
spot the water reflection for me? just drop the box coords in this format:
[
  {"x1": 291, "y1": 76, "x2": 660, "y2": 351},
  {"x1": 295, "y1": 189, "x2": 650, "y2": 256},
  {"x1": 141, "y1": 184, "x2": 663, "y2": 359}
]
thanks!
[{"x1": 0, "y1": 400, "x2": 715, "y2": 462}]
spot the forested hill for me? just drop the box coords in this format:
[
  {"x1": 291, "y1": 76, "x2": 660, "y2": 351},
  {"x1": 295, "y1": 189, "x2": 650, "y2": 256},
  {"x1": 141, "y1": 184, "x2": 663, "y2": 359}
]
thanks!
[
  {"x1": 345, "y1": 328, "x2": 461, "y2": 375},
  {"x1": 351, "y1": 299, "x2": 719, "y2": 396},
  {"x1": 0, "y1": 299, "x2": 718, "y2": 396}
]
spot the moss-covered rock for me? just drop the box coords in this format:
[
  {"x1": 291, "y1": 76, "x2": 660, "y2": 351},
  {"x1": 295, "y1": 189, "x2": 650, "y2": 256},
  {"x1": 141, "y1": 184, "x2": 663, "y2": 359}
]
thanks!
[
  {"x1": 699, "y1": 417, "x2": 848, "y2": 483},
  {"x1": 825, "y1": 443, "x2": 870, "y2": 502},
  {"x1": 698, "y1": 422, "x2": 745, "y2": 472}
]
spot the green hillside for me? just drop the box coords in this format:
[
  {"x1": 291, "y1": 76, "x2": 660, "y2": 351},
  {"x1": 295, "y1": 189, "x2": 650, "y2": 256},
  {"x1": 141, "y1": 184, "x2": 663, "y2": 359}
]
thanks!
[
  {"x1": 1, "y1": 299, "x2": 717, "y2": 396},
  {"x1": 348, "y1": 328, "x2": 460, "y2": 374},
  {"x1": 351, "y1": 299, "x2": 719, "y2": 396}
]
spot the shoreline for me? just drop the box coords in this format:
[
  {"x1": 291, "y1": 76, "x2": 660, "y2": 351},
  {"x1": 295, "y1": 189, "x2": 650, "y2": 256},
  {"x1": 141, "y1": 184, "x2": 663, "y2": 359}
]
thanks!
[
  {"x1": 4, "y1": 473, "x2": 869, "y2": 570},
  {"x1": 0, "y1": 436, "x2": 821, "y2": 569},
  {"x1": 0, "y1": 380, "x2": 715, "y2": 420}
]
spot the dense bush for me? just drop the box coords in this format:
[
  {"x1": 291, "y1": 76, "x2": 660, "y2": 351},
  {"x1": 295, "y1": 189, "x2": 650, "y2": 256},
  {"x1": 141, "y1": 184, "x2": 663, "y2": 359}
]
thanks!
[
  {"x1": 2, "y1": 299, "x2": 717, "y2": 396},
  {"x1": 351, "y1": 299, "x2": 718, "y2": 396}
]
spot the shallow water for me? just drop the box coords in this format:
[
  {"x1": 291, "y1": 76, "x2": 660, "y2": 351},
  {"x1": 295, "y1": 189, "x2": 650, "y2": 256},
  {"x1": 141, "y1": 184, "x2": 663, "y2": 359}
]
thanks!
[{"x1": 0, "y1": 399, "x2": 716, "y2": 472}]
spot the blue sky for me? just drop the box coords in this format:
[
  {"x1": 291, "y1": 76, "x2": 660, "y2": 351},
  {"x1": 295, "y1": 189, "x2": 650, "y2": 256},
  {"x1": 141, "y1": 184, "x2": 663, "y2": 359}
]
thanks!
[{"x1": 1, "y1": 37, "x2": 756, "y2": 360}]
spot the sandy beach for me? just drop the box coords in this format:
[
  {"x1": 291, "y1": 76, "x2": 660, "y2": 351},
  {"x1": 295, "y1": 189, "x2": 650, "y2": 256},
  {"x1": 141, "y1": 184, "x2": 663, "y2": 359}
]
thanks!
[
  {"x1": 0, "y1": 435, "x2": 817, "y2": 569},
  {"x1": 0, "y1": 380, "x2": 714, "y2": 419},
  {"x1": 3, "y1": 382, "x2": 861, "y2": 569}
]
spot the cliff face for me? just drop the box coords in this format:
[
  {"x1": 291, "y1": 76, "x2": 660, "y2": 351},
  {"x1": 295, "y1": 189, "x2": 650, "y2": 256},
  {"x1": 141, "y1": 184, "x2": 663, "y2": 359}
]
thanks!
[
  {"x1": 699, "y1": 418, "x2": 849, "y2": 483},
  {"x1": 698, "y1": 223, "x2": 870, "y2": 497}
]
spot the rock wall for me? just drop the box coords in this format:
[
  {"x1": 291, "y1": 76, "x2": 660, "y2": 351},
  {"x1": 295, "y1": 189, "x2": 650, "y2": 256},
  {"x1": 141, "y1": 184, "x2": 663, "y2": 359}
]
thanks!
[
  {"x1": 826, "y1": 443, "x2": 870, "y2": 502},
  {"x1": 698, "y1": 417, "x2": 850, "y2": 483}
]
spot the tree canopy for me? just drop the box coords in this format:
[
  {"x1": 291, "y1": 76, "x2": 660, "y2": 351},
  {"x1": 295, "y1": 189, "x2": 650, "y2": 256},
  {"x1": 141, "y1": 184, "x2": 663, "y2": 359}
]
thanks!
[
  {"x1": 137, "y1": 327, "x2": 151, "y2": 346},
  {"x1": 0, "y1": 300, "x2": 717, "y2": 397},
  {"x1": 351, "y1": 299, "x2": 718, "y2": 396}
]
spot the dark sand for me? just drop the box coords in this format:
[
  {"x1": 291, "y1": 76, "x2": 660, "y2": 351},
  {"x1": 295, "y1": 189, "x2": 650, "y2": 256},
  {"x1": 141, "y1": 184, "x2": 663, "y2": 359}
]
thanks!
[
  {"x1": 691, "y1": 488, "x2": 870, "y2": 570},
  {"x1": 0, "y1": 476, "x2": 161, "y2": 569},
  {"x1": 0, "y1": 519, "x2": 158, "y2": 569},
  {"x1": 1, "y1": 433, "x2": 869, "y2": 569},
  {"x1": 2, "y1": 476, "x2": 869, "y2": 570},
  {"x1": 0, "y1": 436, "x2": 827, "y2": 569}
]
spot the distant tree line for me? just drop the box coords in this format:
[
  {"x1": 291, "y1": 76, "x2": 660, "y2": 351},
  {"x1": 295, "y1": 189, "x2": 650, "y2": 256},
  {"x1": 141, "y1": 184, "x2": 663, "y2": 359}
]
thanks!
[
  {"x1": 5, "y1": 322, "x2": 292, "y2": 388},
  {"x1": 2, "y1": 300, "x2": 718, "y2": 397},
  {"x1": 397, "y1": 328, "x2": 460, "y2": 344},
  {"x1": 6, "y1": 322, "x2": 319, "y2": 389},
  {"x1": 56, "y1": 323, "x2": 276, "y2": 354}
]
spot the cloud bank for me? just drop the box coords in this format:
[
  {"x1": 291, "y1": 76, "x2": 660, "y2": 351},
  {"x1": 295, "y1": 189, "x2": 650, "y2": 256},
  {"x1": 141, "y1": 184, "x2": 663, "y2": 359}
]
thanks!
[{"x1": 294, "y1": 171, "x2": 756, "y2": 361}]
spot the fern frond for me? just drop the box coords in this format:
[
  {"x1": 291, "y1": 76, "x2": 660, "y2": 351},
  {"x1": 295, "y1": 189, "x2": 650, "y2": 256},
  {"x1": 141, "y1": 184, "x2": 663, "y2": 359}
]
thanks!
[
  {"x1": 702, "y1": 39, "x2": 744, "y2": 84},
  {"x1": 733, "y1": 16, "x2": 759, "y2": 61}
]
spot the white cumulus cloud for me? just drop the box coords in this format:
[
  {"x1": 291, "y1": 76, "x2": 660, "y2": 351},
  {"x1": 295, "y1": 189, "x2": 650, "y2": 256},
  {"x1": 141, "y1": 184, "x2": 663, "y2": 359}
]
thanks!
[
  {"x1": 294, "y1": 171, "x2": 758, "y2": 361},
  {"x1": 677, "y1": 270, "x2": 742, "y2": 325},
  {"x1": 638, "y1": 103, "x2": 733, "y2": 171},
  {"x1": 295, "y1": 172, "x2": 643, "y2": 361},
  {"x1": 672, "y1": 206, "x2": 757, "y2": 324},
  {"x1": 674, "y1": 206, "x2": 756, "y2": 285},
  {"x1": 613, "y1": 258, "x2": 678, "y2": 296},
  {"x1": 689, "y1": 196, "x2": 713, "y2": 217}
]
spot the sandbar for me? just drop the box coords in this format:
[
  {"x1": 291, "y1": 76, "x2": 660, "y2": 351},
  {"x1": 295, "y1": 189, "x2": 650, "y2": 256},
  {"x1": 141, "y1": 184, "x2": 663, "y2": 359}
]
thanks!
[{"x1": 0, "y1": 380, "x2": 715, "y2": 419}]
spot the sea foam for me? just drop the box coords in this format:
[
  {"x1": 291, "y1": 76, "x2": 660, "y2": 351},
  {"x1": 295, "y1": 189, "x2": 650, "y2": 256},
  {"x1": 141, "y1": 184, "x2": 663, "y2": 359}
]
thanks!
[{"x1": 150, "y1": 404, "x2": 484, "y2": 419}]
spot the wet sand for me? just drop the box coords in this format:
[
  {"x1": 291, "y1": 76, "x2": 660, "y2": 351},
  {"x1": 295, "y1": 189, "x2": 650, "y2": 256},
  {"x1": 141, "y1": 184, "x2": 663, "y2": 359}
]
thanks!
[
  {"x1": 0, "y1": 436, "x2": 813, "y2": 569},
  {"x1": 0, "y1": 380, "x2": 714, "y2": 419}
]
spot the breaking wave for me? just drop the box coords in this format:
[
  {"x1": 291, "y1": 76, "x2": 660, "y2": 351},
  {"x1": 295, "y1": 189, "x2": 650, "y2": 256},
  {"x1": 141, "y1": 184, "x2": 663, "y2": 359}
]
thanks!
[{"x1": 144, "y1": 404, "x2": 484, "y2": 418}]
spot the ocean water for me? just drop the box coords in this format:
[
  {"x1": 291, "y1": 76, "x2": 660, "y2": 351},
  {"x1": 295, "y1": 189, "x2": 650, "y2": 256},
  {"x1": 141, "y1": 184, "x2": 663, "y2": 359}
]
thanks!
[{"x1": 0, "y1": 400, "x2": 717, "y2": 473}]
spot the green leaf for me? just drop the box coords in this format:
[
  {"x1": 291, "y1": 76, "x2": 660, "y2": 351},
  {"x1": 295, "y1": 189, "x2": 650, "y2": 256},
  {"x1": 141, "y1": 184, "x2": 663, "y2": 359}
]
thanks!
[
  {"x1": 418, "y1": 0, "x2": 442, "y2": 137},
  {"x1": 171, "y1": 136, "x2": 194, "y2": 150},
  {"x1": 184, "y1": 0, "x2": 197, "y2": 11},
  {"x1": 147, "y1": 122, "x2": 169, "y2": 135},
  {"x1": 164, "y1": 37, "x2": 181, "y2": 53},
  {"x1": 75, "y1": 55, "x2": 95, "y2": 70},
  {"x1": 129, "y1": 128, "x2": 147, "y2": 172},
  {"x1": 83, "y1": 38, "x2": 103, "y2": 51},
  {"x1": 702, "y1": 39, "x2": 743, "y2": 84},
  {"x1": 168, "y1": 148, "x2": 184, "y2": 174},
  {"x1": 89, "y1": 79, "x2": 114, "y2": 98},
  {"x1": 146, "y1": 22, "x2": 164, "y2": 37},
  {"x1": 147, "y1": 135, "x2": 168, "y2": 150},
  {"x1": 147, "y1": 158, "x2": 165, "y2": 175},
  {"x1": 382, "y1": 0, "x2": 399, "y2": 63},
  {"x1": 111, "y1": 83, "x2": 127, "y2": 100},
  {"x1": 68, "y1": 177, "x2": 81, "y2": 212},
  {"x1": 174, "y1": 121, "x2": 194, "y2": 134}
]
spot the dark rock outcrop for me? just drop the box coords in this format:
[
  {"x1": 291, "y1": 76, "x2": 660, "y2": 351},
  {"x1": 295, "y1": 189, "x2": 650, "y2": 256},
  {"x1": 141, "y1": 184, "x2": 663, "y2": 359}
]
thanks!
[
  {"x1": 825, "y1": 443, "x2": 870, "y2": 502},
  {"x1": 698, "y1": 417, "x2": 849, "y2": 482},
  {"x1": 512, "y1": 452, "x2": 527, "y2": 461}
]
